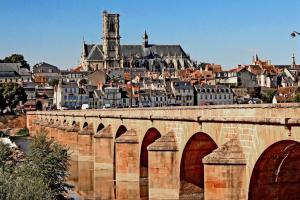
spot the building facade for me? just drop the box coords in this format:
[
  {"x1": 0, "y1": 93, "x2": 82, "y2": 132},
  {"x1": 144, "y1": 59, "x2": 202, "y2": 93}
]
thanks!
[{"x1": 80, "y1": 11, "x2": 193, "y2": 72}]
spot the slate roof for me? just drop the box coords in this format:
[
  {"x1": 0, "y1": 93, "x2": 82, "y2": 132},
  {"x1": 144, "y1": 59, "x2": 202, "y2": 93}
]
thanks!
[
  {"x1": 0, "y1": 63, "x2": 22, "y2": 71},
  {"x1": 87, "y1": 45, "x2": 104, "y2": 60},
  {"x1": 172, "y1": 81, "x2": 193, "y2": 90},
  {"x1": 0, "y1": 63, "x2": 31, "y2": 76},
  {"x1": 32, "y1": 62, "x2": 60, "y2": 73},
  {"x1": 84, "y1": 44, "x2": 188, "y2": 61}
]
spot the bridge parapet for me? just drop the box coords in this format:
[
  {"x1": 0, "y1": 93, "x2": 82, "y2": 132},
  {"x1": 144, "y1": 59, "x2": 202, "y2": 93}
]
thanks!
[{"x1": 26, "y1": 103, "x2": 300, "y2": 200}]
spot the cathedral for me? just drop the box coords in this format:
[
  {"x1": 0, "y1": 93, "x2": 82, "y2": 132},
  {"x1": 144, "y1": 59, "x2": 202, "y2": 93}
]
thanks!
[{"x1": 80, "y1": 11, "x2": 193, "y2": 72}]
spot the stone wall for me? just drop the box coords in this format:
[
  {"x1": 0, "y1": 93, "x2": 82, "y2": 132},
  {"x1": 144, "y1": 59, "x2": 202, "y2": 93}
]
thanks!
[{"x1": 27, "y1": 103, "x2": 300, "y2": 200}]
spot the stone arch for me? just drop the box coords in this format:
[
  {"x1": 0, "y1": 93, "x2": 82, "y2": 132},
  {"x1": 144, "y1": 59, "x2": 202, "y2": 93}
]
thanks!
[
  {"x1": 140, "y1": 128, "x2": 161, "y2": 178},
  {"x1": 83, "y1": 122, "x2": 88, "y2": 129},
  {"x1": 96, "y1": 123, "x2": 105, "y2": 133},
  {"x1": 180, "y1": 132, "x2": 218, "y2": 199},
  {"x1": 115, "y1": 125, "x2": 127, "y2": 139},
  {"x1": 114, "y1": 125, "x2": 128, "y2": 180},
  {"x1": 248, "y1": 140, "x2": 300, "y2": 200},
  {"x1": 140, "y1": 128, "x2": 161, "y2": 199}
]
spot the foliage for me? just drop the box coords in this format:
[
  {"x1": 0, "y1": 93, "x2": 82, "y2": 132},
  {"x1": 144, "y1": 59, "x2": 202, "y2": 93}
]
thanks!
[
  {"x1": 0, "y1": 170, "x2": 53, "y2": 200},
  {"x1": 26, "y1": 131, "x2": 71, "y2": 198},
  {"x1": 0, "y1": 143, "x2": 12, "y2": 172},
  {"x1": 0, "y1": 92, "x2": 5, "y2": 113},
  {"x1": 16, "y1": 128, "x2": 29, "y2": 137},
  {"x1": 294, "y1": 94, "x2": 300, "y2": 103},
  {"x1": 49, "y1": 78, "x2": 59, "y2": 87},
  {"x1": 0, "y1": 54, "x2": 31, "y2": 71},
  {"x1": 0, "y1": 83, "x2": 27, "y2": 114},
  {"x1": 79, "y1": 78, "x2": 87, "y2": 86},
  {"x1": 0, "y1": 131, "x2": 71, "y2": 199},
  {"x1": 264, "y1": 90, "x2": 276, "y2": 103}
]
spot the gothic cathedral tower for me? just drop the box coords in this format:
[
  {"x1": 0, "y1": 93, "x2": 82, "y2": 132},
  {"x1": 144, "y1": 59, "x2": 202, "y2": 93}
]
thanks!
[{"x1": 102, "y1": 10, "x2": 121, "y2": 70}]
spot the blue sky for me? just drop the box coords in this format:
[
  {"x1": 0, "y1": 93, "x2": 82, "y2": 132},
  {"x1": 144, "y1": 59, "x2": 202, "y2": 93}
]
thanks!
[{"x1": 0, "y1": 0, "x2": 299, "y2": 69}]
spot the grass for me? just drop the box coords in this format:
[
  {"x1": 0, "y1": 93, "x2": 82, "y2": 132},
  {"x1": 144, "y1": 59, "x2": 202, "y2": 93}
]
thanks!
[{"x1": 16, "y1": 128, "x2": 29, "y2": 137}]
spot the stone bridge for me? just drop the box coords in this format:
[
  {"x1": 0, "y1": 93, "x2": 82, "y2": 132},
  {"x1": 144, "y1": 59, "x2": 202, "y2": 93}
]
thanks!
[{"x1": 27, "y1": 104, "x2": 300, "y2": 200}]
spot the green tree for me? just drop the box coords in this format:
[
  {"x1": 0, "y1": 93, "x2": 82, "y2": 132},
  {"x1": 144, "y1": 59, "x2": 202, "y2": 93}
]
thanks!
[
  {"x1": 26, "y1": 131, "x2": 71, "y2": 198},
  {"x1": 265, "y1": 90, "x2": 276, "y2": 103},
  {"x1": 0, "y1": 168, "x2": 53, "y2": 200},
  {"x1": 1, "y1": 54, "x2": 31, "y2": 71},
  {"x1": 49, "y1": 78, "x2": 59, "y2": 87},
  {"x1": 294, "y1": 94, "x2": 300, "y2": 102},
  {"x1": 79, "y1": 78, "x2": 88, "y2": 87},
  {"x1": 1, "y1": 83, "x2": 27, "y2": 113},
  {"x1": 0, "y1": 91, "x2": 5, "y2": 113},
  {"x1": 0, "y1": 143, "x2": 12, "y2": 172}
]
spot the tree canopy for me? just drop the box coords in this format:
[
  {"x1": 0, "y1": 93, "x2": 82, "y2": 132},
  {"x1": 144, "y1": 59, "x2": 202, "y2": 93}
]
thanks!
[
  {"x1": 0, "y1": 131, "x2": 71, "y2": 199},
  {"x1": 0, "y1": 54, "x2": 31, "y2": 71},
  {"x1": 0, "y1": 83, "x2": 27, "y2": 114}
]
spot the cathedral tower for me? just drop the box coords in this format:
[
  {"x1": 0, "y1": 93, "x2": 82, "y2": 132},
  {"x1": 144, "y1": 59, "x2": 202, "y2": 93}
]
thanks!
[{"x1": 102, "y1": 10, "x2": 121, "y2": 69}]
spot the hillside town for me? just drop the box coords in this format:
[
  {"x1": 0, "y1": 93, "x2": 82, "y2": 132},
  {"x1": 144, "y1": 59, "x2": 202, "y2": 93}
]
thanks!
[{"x1": 0, "y1": 11, "x2": 299, "y2": 111}]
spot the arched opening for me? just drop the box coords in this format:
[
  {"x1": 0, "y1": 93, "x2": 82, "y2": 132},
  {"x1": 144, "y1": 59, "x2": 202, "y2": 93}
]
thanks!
[
  {"x1": 115, "y1": 125, "x2": 127, "y2": 139},
  {"x1": 36, "y1": 101, "x2": 43, "y2": 110},
  {"x1": 113, "y1": 125, "x2": 128, "y2": 197},
  {"x1": 72, "y1": 121, "x2": 76, "y2": 126},
  {"x1": 249, "y1": 140, "x2": 300, "y2": 200},
  {"x1": 140, "y1": 128, "x2": 161, "y2": 178},
  {"x1": 140, "y1": 128, "x2": 161, "y2": 199},
  {"x1": 97, "y1": 123, "x2": 105, "y2": 133},
  {"x1": 114, "y1": 126, "x2": 127, "y2": 168},
  {"x1": 83, "y1": 122, "x2": 88, "y2": 129},
  {"x1": 180, "y1": 132, "x2": 218, "y2": 199}
]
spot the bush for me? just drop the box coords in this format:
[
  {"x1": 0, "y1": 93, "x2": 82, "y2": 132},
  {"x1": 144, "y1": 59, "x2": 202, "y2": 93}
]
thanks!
[
  {"x1": 16, "y1": 128, "x2": 29, "y2": 137},
  {"x1": 0, "y1": 131, "x2": 71, "y2": 199}
]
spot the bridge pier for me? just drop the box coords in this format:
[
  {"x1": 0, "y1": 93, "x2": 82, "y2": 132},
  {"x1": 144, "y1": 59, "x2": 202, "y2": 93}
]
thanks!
[
  {"x1": 203, "y1": 137, "x2": 247, "y2": 200},
  {"x1": 94, "y1": 125, "x2": 114, "y2": 171},
  {"x1": 148, "y1": 131, "x2": 180, "y2": 200},
  {"x1": 65, "y1": 125, "x2": 79, "y2": 160},
  {"x1": 78, "y1": 129, "x2": 94, "y2": 161},
  {"x1": 115, "y1": 129, "x2": 139, "y2": 181}
]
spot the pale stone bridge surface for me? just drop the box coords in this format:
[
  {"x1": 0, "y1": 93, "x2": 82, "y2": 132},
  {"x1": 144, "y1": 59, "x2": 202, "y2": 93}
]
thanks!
[{"x1": 27, "y1": 104, "x2": 300, "y2": 200}]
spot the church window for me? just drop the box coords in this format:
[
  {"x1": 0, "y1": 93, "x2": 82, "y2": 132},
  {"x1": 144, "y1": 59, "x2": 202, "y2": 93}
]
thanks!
[
  {"x1": 108, "y1": 19, "x2": 115, "y2": 32},
  {"x1": 107, "y1": 41, "x2": 115, "y2": 51}
]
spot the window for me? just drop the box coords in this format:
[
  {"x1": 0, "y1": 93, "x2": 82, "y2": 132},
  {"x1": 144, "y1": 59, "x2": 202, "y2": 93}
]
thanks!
[
  {"x1": 65, "y1": 88, "x2": 68, "y2": 93},
  {"x1": 64, "y1": 96, "x2": 67, "y2": 100}
]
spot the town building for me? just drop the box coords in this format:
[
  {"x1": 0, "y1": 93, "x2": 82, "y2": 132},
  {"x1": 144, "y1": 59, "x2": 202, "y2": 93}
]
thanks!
[
  {"x1": 194, "y1": 85, "x2": 234, "y2": 105},
  {"x1": 170, "y1": 81, "x2": 194, "y2": 106},
  {"x1": 0, "y1": 63, "x2": 32, "y2": 84},
  {"x1": 54, "y1": 81, "x2": 89, "y2": 109},
  {"x1": 32, "y1": 62, "x2": 60, "y2": 85},
  {"x1": 80, "y1": 11, "x2": 193, "y2": 72}
]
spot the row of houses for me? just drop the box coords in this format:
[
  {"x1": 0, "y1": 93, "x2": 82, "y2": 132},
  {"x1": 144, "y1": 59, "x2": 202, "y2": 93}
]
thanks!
[
  {"x1": 53, "y1": 78, "x2": 234, "y2": 109},
  {"x1": 1, "y1": 53, "x2": 299, "y2": 111}
]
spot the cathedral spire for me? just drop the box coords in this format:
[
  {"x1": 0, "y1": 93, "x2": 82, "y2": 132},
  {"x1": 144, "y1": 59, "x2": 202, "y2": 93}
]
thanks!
[
  {"x1": 292, "y1": 53, "x2": 296, "y2": 69},
  {"x1": 143, "y1": 30, "x2": 148, "y2": 48}
]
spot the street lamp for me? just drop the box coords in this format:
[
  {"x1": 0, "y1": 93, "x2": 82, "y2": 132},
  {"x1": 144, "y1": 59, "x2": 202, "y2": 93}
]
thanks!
[{"x1": 291, "y1": 31, "x2": 300, "y2": 38}]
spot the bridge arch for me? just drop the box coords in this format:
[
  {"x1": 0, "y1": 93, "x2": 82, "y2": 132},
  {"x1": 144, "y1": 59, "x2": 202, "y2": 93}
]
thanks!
[
  {"x1": 115, "y1": 125, "x2": 127, "y2": 139},
  {"x1": 180, "y1": 132, "x2": 218, "y2": 199},
  {"x1": 140, "y1": 127, "x2": 161, "y2": 199},
  {"x1": 96, "y1": 123, "x2": 105, "y2": 133},
  {"x1": 140, "y1": 127, "x2": 161, "y2": 178},
  {"x1": 249, "y1": 140, "x2": 300, "y2": 200},
  {"x1": 82, "y1": 122, "x2": 88, "y2": 129},
  {"x1": 114, "y1": 125, "x2": 128, "y2": 180}
]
